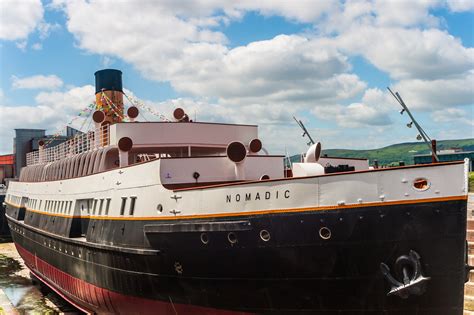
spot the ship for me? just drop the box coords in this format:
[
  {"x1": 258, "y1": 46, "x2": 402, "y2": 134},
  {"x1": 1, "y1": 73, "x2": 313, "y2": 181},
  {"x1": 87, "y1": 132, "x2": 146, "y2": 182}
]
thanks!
[
  {"x1": 0, "y1": 184, "x2": 10, "y2": 239},
  {"x1": 4, "y1": 69, "x2": 470, "y2": 314}
]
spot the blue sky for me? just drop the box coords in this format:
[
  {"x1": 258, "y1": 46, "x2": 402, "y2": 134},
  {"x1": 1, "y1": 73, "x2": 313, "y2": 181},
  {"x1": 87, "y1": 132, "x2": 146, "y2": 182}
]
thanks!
[{"x1": 0, "y1": 0, "x2": 473, "y2": 155}]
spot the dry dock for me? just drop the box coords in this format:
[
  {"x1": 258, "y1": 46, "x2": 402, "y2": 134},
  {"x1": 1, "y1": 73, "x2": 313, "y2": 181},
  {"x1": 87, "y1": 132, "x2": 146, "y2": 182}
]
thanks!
[{"x1": 0, "y1": 241, "x2": 81, "y2": 314}]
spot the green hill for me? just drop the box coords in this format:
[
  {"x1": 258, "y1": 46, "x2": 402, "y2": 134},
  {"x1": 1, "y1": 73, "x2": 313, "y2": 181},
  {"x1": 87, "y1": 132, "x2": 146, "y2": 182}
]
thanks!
[{"x1": 291, "y1": 138, "x2": 474, "y2": 166}]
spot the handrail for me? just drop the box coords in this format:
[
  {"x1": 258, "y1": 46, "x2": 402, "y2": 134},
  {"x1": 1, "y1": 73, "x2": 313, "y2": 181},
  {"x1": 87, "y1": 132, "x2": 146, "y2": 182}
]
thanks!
[{"x1": 26, "y1": 124, "x2": 110, "y2": 166}]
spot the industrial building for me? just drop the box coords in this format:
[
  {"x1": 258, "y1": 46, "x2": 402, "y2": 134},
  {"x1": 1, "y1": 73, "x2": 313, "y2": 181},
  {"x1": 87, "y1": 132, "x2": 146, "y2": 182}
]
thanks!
[
  {"x1": 414, "y1": 149, "x2": 474, "y2": 171},
  {"x1": 0, "y1": 154, "x2": 14, "y2": 184},
  {"x1": 13, "y1": 127, "x2": 81, "y2": 177}
]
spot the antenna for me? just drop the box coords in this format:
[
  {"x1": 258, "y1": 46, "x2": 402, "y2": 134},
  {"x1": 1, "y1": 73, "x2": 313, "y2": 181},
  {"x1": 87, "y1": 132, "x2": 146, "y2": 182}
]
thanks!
[
  {"x1": 387, "y1": 87, "x2": 439, "y2": 162},
  {"x1": 293, "y1": 116, "x2": 315, "y2": 146}
]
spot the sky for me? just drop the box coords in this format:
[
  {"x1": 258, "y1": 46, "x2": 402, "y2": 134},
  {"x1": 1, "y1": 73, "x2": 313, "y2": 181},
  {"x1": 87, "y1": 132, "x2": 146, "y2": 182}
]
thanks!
[{"x1": 0, "y1": 0, "x2": 473, "y2": 156}]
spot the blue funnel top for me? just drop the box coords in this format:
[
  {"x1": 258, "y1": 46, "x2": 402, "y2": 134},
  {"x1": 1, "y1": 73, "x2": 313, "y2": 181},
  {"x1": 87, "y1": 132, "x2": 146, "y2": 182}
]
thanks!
[{"x1": 94, "y1": 69, "x2": 123, "y2": 94}]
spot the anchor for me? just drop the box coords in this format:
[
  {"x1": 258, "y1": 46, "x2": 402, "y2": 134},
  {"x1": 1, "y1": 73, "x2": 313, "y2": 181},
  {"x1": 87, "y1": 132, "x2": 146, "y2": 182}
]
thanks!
[{"x1": 380, "y1": 250, "x2": 430, "y2": 299}]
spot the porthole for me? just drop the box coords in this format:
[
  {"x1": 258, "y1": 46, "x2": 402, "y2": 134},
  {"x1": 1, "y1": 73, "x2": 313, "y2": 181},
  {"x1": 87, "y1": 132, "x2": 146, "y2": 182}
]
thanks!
[
  {"x1": 260, "y1": 229, "x2": 271, "y2": 242},
  {"x1": 413, "y1": 178, "x2": 430, "y2": 191},
  {"x1": 157, "y1": 204, "x2": 163, "y2": 213},
  {"x1": 227, "y1": 232, "x2": 237, "y2": 244},
  {"x1": 319, "y1": 227, "x2": 331, "y2": 240},
  {"x1": 200, "y1": 233, "x2": 209, "y2": 245}
]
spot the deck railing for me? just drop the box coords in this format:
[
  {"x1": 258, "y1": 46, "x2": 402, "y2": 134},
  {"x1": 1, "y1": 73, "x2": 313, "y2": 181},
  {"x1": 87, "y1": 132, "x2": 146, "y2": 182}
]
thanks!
[{"x1": 26, "y1": 124, "x2": 110, "y2": 166}]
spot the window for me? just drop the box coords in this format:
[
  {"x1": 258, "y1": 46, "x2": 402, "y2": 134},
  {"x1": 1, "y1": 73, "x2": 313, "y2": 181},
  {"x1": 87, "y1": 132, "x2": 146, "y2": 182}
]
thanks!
[
  {"x1": 93, "y1": 199, "x2": 98, "y2": 215},
  {"x1": 129, "y1": 197, "x2": 137, "y2": 216},
  {"x1": 105, "y1": 198, "x2": 111, "y2": 216},
  {"x1": 69, "y1": 201, "x2": 73, "y2": 214},
  {"x1": 120, "y1": 197, "x2": 127, "y2": 216},
  {"x1": 98, "y1": 199, "x2": 104, "y2": 215},
  {"x1": 77, "y1": 199, "x2": 93, "y2": 215}
]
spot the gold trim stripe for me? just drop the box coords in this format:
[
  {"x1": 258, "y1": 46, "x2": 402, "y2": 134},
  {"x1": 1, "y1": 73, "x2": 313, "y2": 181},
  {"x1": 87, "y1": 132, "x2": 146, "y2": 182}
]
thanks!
[{"x1": 5, "y1": 195, "x2": 467, "y2": 221}]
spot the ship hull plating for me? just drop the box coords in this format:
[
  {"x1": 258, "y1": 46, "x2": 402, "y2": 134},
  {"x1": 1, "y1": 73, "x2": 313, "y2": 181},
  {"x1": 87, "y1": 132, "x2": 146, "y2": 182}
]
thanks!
[
  {"x1": 6, "y1": 197, "x2": 467, "y2": 314},
  {"x1": 0, "y1": 194, "x2": 11, "y2": 237}
]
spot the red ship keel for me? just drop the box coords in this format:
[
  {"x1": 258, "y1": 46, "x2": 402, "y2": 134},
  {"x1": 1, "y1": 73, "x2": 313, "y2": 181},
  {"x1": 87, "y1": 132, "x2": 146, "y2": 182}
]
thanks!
[{"x1": 15, "y1": 243, "x2": 249, "y2": 315}]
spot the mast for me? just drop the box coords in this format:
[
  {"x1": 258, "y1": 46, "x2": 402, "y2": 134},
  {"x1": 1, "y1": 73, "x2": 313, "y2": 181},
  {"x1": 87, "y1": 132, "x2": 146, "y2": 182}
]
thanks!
[
  {"x1": 293, "y1": 116, "x2": 315, "y2": 146},
  {"x1": 387, "y1": 87, "x2": 439, "y2": 162}
]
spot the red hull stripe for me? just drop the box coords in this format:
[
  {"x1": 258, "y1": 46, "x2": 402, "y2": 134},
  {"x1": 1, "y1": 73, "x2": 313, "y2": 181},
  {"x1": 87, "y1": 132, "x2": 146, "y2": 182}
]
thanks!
[{"x1": 15, "y1": 243, "x2": 251, "y2": 315}]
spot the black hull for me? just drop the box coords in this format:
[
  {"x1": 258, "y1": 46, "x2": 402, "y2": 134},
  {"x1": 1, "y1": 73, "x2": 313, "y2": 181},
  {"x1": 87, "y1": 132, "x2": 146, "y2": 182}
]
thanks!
[
  {"x1": 0, "y1": 194, "x2": 11, "y2": 237},
  {"x1": 6, "y1": 197, "x2": 468, "y2": 314}
]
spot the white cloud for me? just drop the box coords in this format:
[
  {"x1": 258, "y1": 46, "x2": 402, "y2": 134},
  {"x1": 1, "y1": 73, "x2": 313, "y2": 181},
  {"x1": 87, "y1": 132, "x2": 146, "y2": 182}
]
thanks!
[
  {"x1": 12, "y1": 75, "x2": 64, "y2": 90},
  {"x1": 100, "y1": 56, "x2": 114, "y2": 68},
  {"x1": 35, "y1": 85, "x2": 95, "y2": 112},
  {"x1": 54, "y1": 0, "x2": 367, "y2": 108},
  {"x1": 447, "y1": 0, "x2": 474, "y2": 12},
  {"x1": 337, "y1": 27, "x2": 473, "y2": 80},
  {"x1": 231, "y1": 1, "x2": 338, "y2": 23},
  {"x1": 312, "y1": 88, "x2": 394, "y2": 128},
  {"x1": 0, "y1": 0, "x2": 44, "y2": 40},
  {"x1": 54, "y1": 1, "x2": 472, "y2": 103},
  {"x1": 31, "y1": 43, "x2": 42, "y2": 50},
  {"x1": 37, "y1": 21, "x2": 61, "y2": 40},
  {"x1": 169, "y1": 35, "x2": 365, "y2": 105},
  {"x1": 432, "y1": 107, "x2": 474, "y2": 126},
  {"x1": 313, "y1": 102, "x2": 392, "y2": 128},
  {"x1": 36, "y1": 0, "x2": 472, "y2": 151},
  {"x1": 15, "y1": 41, "x2": 27, "y2": 51},
  {"x1": 373, "y1": 0, "x2": 441, "y2": 28},
  {"x1": 319, "y1": 0, "x2": 443, "y2": 34},
  {"x1": 0, "y1": 85, "x2": 95, "y2": 154},
  {"x1": 393, "y1": 71, "x2": 474, "y2": 110}
]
